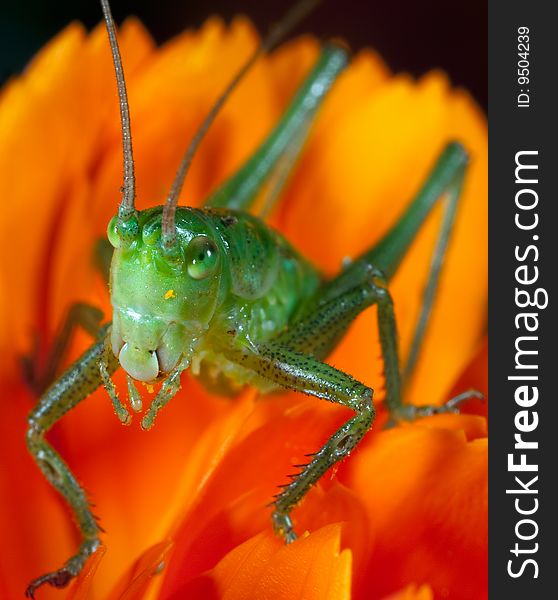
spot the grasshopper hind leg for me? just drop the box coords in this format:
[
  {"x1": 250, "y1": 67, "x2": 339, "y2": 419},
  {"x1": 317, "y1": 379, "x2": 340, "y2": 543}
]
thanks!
[{"x1": 318, "y1": 142, "x2": 480, "y2": 423}]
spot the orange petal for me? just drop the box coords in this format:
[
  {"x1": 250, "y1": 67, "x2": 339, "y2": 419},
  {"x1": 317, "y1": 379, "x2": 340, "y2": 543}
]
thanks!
[
  {"x1": 56, "y1": 381, "x2": 254, "y2": 598},
  {"x1": 169, "y1": 524, "x2": 351, "y2": 600},
  {"x1": 67, "y1": 545, "x2": 106, "y2": 600},
  {"x1": 1, "y1": 11, "x2": 487, "y2": 599},
  {"x1": 106, "y1": 540, "x2": 173, "y2": 600},
  {"x1": 347, "y1": 421, "x2": 487, "y2": 599},
  {"x1": 381, "y1": 583, "x2": 434, "y2": 600},
  {"x1": 157, "y1": 394, "x2": 351, "y2": 592}
]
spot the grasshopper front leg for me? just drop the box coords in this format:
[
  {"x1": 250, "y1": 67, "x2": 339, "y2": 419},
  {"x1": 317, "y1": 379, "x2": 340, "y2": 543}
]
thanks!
[
  {"x1": 222, "y1": 272, "x2": 412, "y2": 540},
  {"x1": 25, "y1": 326, "x2": 118, "y2": 598},
  {"x1": 223, "y1": 262, "x2": 474, "y2": 541},
  {"x1": 226, "y1": 340, "x2": 375, "y2": 542}
]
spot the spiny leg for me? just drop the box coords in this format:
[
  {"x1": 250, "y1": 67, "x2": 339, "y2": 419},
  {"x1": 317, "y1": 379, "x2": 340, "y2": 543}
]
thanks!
[
  {"x1": 274, "y1": 398, "x2": 373, "y2": 542},
  {"x1": 290, "y1": 260, "x2": 469, "y2": 423},
  {"x1": 399, "y1": 169, "x2": 484, "y2": 418},
  {"x1": 314, "y1": 142, "x2": 477, "y2": 419},
  {"x1": 401, "y1": 147, "x2": 465, "y2": 389},
  {"x1": 224, "y1": 340, "x2": 374, "y2": 543},
  {"x1": 398, "y1": 389, "x2": 484, "y2": 421},
  {"x1": 278, "y1": 269, "x2": 403, "y2": 419},
  {"x1": 232, "y1": 268, "x2": 471, "y2": 539},
  {"x1": 381, "y1": 146, "x2": 482, "y2": 414},
  {"x1": 325, "y1": 269, "x2": 474, "y2": 422},
  {"x1": 141, "y1": 360, "x2": 187, "y2": 431},
  {"x1": 99, "y1": 333, "x2": 131, "y2": 425},
  {"x1": 25, "y1": 326, "x2": 118, "y2": 598},
  {"x1": 100, "y1": 345, "x2": 187, "y2": 430},
  {"x1": 257, "y1": 114, "x2": 313, "y2": 219}
]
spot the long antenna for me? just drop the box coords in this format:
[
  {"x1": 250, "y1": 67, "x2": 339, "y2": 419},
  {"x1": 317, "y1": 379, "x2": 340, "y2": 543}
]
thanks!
[
  {"x1": 161, "y1": 0, "x2": 321, "y2": 249},
  {"x1": 100, "y1": 0, "x2": 136, "y2": 221}
]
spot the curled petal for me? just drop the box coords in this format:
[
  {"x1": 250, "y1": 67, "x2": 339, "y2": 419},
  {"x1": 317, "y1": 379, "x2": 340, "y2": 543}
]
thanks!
[
  {"x1": 167, "y1": 524, "x2": 351, "y2": 600},
  {"x1": 347, "y1": 421, "x2": 487, "y2": 600}
]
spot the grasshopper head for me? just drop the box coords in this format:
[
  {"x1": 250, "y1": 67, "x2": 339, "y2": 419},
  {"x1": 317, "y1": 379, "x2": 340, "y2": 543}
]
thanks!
[{"x1": 108, "y1": 207, "x2": 224, "y2": 382}]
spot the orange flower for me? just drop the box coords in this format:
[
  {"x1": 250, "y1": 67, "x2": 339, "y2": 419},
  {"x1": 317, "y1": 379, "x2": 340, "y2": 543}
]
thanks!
[{"x1": 0, "y1": 14, "x2": 487, "y2": 600}]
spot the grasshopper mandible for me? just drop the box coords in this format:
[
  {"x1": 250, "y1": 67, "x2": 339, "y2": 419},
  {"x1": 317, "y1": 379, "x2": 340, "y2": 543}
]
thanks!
[{"x1": 25, "y1": 0, "x2": 479, "y2": 596}]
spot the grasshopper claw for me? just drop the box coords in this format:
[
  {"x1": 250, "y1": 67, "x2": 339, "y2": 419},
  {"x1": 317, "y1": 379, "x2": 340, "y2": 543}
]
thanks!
[
  {"x1": 25, "y1": 567, "x2": 73, "y2": 598},
  {"x1": 389, "y1": 388, "x2": 484, "y2": 425}
]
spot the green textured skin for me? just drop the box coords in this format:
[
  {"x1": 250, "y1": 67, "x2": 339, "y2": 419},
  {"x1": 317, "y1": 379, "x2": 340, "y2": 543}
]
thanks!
[{"x1": 110, "y1": 206, "x2": 322, "y2": 390}]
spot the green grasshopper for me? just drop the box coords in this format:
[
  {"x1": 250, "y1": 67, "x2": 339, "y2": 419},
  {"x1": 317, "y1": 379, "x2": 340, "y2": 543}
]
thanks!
[{"x1": 25, "y1": 0, "x2": 479, "y2": 596}]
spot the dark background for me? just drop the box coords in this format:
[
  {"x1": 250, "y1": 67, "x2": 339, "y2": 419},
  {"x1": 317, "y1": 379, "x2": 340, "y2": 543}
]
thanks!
[{"x1": 1, "y1": 0, "x2": 486, "y2": 110}]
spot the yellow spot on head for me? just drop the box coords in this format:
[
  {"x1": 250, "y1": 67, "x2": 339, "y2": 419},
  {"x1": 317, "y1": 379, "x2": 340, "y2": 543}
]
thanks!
[{"x1": 164, "y1": 289, "x2": 176, "y2": 300}]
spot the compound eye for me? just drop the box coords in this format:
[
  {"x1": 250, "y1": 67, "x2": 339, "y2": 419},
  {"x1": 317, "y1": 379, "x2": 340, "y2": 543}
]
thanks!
[
  {"x1": 107, "y1": 215, "x2": 121, "y2": 248},
  {"x1": 186, "y1": 236, "x2": 219, "y2": 280}
]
